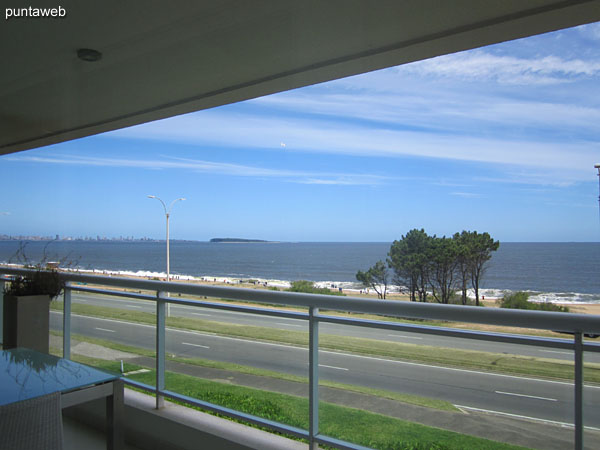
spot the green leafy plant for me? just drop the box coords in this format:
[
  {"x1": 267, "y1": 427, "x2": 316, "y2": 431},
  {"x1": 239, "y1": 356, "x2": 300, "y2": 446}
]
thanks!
[
  {"x1": 4, "y1": 241, "x2": 72, "y2": 299},
  {"x1": 498, "y1": 291, "x2": 569, "y2": 312},
  {"x1": 288, "y1": 280, "x2": 345, "y2": 296},
  {"x1": 5, "y1": 269, "x2": 64, "y2": 299}
]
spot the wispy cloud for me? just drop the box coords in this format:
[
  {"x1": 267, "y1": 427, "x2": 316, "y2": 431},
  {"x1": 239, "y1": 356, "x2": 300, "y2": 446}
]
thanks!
[
  {"x1": 400, "y1": 50, "x2": 600, "y2": 84},
  {"x1": 4, "y1": 154, "x2": 389, "y2": 186},
  {"x1": 94, "y1": 26, "x2": 600, "y2": 190},
  {"x1": 107, "y1": 112, "x2": 599, "y2": 180},
  {"x1": 450, "y1": 192, "x2": 482, "y2": 198},
  {"x1": 578, "y1": 22, "x2": 600, "y2": 41},
  {"x1": 254, "y1": 90, "x2": 600, "y2": 139}
]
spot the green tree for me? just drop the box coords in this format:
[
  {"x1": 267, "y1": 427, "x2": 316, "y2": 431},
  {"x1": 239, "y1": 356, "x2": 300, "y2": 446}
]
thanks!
[
  {"x1": 466, "y1": 231, "x2": 500, "y2": 306},
  {"x1": 453, "y1": 231, "x2": 472, "y2": 305},
  {"x1": 356, "y1": 260, "x2": 389, "y2": 299},
  {"x1": 388, "y1": 229, "x2": 432, "y2": 302},
  {"x1": 428, "y1": 236, "x2": 459, "y2": 304}
]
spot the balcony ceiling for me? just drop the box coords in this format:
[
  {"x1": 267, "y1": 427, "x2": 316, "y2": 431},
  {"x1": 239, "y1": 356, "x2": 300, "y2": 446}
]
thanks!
[{"x1": 2, "y1": 0, "x2": 599, "y2": 155}]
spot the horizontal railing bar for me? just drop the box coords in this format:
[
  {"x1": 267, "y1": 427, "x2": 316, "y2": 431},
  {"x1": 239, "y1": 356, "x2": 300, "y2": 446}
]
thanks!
[
  {"x1": 123, "y1": 381, "x2": 368, "y2": 450},
  {"x1": 68, "y1": 285, "x2": 158, "y2": 302},
  {"x1": 69, "y1": 283, "x2": 309, "y2": 320},
  {"x1": 121, "y1": 378, "x2": 154, "y2": 391},
  {"x1": 122, "y1": 379, "x2": 309, "y2": 439},
  {"x1": 318, "y1": 314, "x2": 600, "y2": 352},
  {"x1": 67, "y1": 276, "x2": 600, "y2": 352},
  {"x1": 164, "y1": 297, "x2": 309, "y2": 320},
  {"x1": 64, "y1": 279, "x2": 600, "y2": 352},
  {"x1": 3, "y1": 267, "x2": 599, "y2": 334},
  {"x1": 160, "y1": 389, "x2": 309, "y2": 439}
]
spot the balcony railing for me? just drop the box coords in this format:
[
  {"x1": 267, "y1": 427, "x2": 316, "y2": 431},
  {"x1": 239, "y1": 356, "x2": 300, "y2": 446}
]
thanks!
[{"x1": 2, "y1": 267, "x2": 600, "y2": 450}]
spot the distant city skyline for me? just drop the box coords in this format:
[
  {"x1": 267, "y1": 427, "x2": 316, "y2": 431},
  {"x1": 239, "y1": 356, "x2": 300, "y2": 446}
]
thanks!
[
  {"x1": 1, "y1": 22, "x2": 599, "y2": 242},
  {"x1": 0, "y1": 234, "x2": 160, "y2": 242}
]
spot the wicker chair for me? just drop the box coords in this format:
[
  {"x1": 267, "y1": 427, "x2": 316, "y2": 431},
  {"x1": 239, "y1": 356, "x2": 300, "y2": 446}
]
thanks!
[{"x1": 0, "y1": 391, "x2": 64, "y2": 450}]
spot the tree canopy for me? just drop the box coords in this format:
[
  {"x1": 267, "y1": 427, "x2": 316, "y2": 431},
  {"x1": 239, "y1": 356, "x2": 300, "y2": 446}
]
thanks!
[
  {"x1": 356, "y1": 260, "x2": 389, "y2": 299},
  {"x1": 386, "y1": 229, "x2": 499, "y2": 305},
  {"x1": 387, "y1": 229, "x2": 431, "y2": 302}
]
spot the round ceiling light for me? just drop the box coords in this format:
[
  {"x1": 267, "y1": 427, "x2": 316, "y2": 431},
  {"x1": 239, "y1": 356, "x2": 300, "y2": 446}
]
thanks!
[{"x1": 77, "y1": 48, "x2": 102, "y2": 62}]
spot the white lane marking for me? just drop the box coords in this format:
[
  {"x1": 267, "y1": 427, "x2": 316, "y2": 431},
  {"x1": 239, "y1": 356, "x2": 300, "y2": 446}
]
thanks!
[
  {"x1": 388, "y1": 334, "x2": 423, "y2": 340},
  {"x1": 94, "y1": 327, "x2": 115, "y2": 333},
  {"x1": 455, "y1": 405, "x2": 600, "y2": 431},
  {"x1": 180, "y1": 307, "x2": 270, "y2": 317},
  {"x1": 276, "y1": 322, "x2": 302, "y2": 327},
  {"x1": 540, "y1": 350, "x2": 570, "y2": 355},
  {"x1": 124, "y1": 305, "x2": 142, "y2": 309},
  {"x1": 53, "y1": 312, "x2": 600, "y2": 390},
  {"x1": 182, "y1": 342, "x2": 210, "y2": 349},
  {"x1": 191, "y1": 313, "x2": 211, "y2": 317},
  {"x1": 318, "y1": 348, "x2": 600, "y2": 389},
  {"x1": 495, "y1": 391, "x2": 557, "y2": 402},
  {"x1": 319, "y1": 364, "x2": 348, "y2": 371}
]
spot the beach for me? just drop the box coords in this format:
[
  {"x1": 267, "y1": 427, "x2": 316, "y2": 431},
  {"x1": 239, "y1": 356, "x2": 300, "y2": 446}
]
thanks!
[{"x1": 63, "y1": 266, "x2": 600, "y2": 317}]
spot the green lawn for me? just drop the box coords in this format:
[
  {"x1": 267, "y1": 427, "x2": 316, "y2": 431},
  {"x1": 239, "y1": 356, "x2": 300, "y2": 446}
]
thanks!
[{"x1": 67, "y1": 354, "x2": 527, "y2": 450}]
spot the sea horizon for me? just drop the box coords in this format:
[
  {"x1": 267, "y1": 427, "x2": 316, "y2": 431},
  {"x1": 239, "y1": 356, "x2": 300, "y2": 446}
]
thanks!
[
  {"x1": 1, "y1": 240, "x2": 599, "y2": 304},
  {"x1": 1, "y1": 236, "x2": 599, "y2": 244}
]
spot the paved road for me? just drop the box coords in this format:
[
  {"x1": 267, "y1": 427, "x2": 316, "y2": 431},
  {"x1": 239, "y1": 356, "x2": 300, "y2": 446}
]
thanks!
[
  {"x1": 51, "y1": 310, "x2": 600, "y2": 428},
  {"x1": 69, "y1": 292, "x2": 600, "y2": 363}
]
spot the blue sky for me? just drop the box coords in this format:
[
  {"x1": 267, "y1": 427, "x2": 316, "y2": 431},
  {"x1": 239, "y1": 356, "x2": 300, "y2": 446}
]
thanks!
[{"x1": 2, "y1": 22, "x2": 600, "y2": 242}]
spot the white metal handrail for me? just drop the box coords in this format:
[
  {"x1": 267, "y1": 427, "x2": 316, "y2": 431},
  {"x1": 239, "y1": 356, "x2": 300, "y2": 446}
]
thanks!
[{"x1": 2, "y1": 267, "x2": 599, "y2": 450}]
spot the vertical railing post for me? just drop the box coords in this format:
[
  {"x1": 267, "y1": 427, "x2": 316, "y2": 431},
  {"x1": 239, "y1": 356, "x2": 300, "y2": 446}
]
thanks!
[
  {"x1": 63, "y1": 284, "x2": 72, "y2": 359},
  {"x1": 574, "y1": 332, "x2": 583, "y2": 450},
  {"x1": 156, "y1": 291, "x2": 166, "y2": 409},
  {"x1": 0, "y1": 278, "x2": 4, "y2": 345},
  {"x1": 309, "y1": 306, "x2": 319, "y2": 450}
]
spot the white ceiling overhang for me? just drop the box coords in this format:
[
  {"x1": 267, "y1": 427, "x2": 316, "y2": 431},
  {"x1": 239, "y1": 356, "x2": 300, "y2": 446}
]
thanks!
[{"x1": 2, "y1": 0, "x2": 599, "y2": 155}]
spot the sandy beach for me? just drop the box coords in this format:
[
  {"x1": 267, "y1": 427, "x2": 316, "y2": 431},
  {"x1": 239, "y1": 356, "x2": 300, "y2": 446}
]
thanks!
[{"x1": 70, "y1": 267, "x2": 600, "y2": 317}]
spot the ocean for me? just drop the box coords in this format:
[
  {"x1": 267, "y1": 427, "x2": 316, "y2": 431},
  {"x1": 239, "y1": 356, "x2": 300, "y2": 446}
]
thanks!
[{"x1": 1, "y1": 241, "x2": 599, "y2": 303}]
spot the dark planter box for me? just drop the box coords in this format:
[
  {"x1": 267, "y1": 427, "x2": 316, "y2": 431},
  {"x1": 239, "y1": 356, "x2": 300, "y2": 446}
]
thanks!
[{"x1": 3, "y1": 294, "x2": 51, "y2": 353}]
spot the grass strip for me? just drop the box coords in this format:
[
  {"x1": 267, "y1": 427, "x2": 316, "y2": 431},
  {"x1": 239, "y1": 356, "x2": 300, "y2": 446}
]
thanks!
[
  {"x1": 52, "y1": 301, "x2": 600, "y2": 383},
  {"x1": 62, "y1": 353, "x2": 526, "y2": 449},
  {"x1": 51, "y1": 331, "x2": 456, "y2": 411},
  {"x1": 168, "y1": 355, "x2": 457, "y2": 412},
  {"x1": 125, "y1": 369, "x2": 527, "y2": 450}
]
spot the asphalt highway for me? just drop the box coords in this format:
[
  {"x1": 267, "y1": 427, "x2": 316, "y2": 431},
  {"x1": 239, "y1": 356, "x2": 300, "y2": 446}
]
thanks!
[
  {"x1": 51, "y1": 303, "x2": 600, "y2": 428},
  {"x1": 68, "y1": 292, "x2": 600, "y2": 363}
]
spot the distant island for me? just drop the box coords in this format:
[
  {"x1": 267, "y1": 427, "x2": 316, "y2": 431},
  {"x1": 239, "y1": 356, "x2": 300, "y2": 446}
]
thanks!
[{"x1": 210, "y1": 238, "x2": 270, "y2": 243}]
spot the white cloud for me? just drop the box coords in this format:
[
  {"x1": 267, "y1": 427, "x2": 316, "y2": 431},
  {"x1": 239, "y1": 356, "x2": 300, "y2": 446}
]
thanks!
[
  {"x1": 450, "y1": 192, "x2": 482, "y2": 198},
  {"x1": 4, "y1": 154, "x2": 389, "y2": 186},
  {"x1": 107, "y1": 112, "x2": 599, "y2": 181},
  {"x1": 99, "y1": 31, "x2": 600, "y2": 188},
  {"x1": 401, "y1": 50, "x2": 600, "y2": 84},
  {"x1": 254, "y1": 90, "x2": 600, "y2": 136},
  {"x1": 578, "y1": 22, "x2": 600, "y2": 41}
]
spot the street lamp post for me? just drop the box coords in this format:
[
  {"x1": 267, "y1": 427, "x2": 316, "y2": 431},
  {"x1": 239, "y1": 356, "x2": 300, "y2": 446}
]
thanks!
[
  {"x1": 596, "y1": 164, "x2": 600, "y2": 226},
  {"x1": 148, "y1": 195, "x2": 185, "y2": 316}
]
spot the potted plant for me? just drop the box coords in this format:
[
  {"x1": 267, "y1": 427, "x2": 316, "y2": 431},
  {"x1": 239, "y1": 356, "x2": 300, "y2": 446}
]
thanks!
[{"x1": 3, "y1": 243, "x2": 66, "y2": 354}]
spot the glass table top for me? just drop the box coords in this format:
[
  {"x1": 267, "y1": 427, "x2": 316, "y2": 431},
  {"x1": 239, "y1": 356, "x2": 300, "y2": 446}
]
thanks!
[{"x1": 0, "y1": 348, "x2": 118, "y2": 406}]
